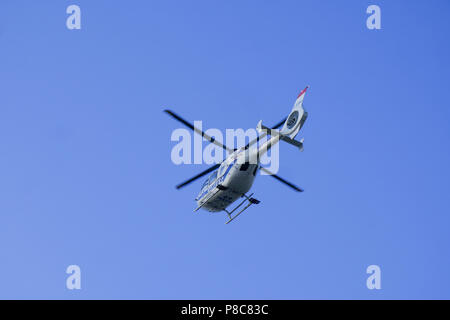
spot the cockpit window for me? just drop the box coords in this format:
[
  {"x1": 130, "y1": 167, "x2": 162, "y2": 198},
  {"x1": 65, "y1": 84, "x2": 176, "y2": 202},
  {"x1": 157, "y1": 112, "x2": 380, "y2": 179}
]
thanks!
[
  {"x1": 209, "y1": 171, "x2": 218, "y2": 182},
  {"x1": 202, "y1": 171, "x2": 218, "y2": 190}
]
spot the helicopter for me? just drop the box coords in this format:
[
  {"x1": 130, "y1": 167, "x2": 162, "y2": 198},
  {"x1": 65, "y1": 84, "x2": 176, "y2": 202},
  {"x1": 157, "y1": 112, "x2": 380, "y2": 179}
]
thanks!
[{"x1": 164, "y1": 86, "x2": 309, "y2": 224}]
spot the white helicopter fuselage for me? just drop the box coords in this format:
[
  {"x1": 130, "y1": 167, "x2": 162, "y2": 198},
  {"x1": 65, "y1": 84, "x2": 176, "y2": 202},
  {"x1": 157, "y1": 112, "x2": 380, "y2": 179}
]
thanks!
[
  {"x1": 195, "y1": 149, "x2": 260, "y2": 212},
  {"x1": 192, "y1": 85, "x2": 309, "y2": 216}
]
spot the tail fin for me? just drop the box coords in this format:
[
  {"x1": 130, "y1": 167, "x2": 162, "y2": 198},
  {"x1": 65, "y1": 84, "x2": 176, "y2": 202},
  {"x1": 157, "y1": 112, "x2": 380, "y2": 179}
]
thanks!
[{"x1": 279, "y1": 86, "x2": 309, "y2": 139}]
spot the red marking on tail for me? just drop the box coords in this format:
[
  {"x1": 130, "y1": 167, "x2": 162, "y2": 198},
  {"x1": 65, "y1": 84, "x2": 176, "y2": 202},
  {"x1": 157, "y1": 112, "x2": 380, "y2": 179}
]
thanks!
[{"x1": 297, "y1": 86, "x2": 310, "y2": 99}]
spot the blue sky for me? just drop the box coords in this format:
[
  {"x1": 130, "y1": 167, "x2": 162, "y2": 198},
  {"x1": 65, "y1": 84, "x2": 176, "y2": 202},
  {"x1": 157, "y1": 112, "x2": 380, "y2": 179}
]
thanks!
[{"x1": 1, "y1": 0, "x2": 450, "y2": 299}]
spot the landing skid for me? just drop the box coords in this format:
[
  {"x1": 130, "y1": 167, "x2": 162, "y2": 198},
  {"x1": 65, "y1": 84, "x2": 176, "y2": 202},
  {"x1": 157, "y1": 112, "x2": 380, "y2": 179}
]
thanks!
[{"x1": 224, "y1": 193, "x2": 260, "y2": 224}]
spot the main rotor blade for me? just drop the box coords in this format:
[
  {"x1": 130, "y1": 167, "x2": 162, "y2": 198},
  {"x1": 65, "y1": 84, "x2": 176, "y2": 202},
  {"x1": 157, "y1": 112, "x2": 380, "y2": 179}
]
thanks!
[
  {"x1": 164, "y1": 109, "x2": 234, "y2": 153},
  {"x1": 271, "y1": 117, "x2": 287, "y2": 130},
  {"x1": 259, "y1": 167, "x2": 304, "y2": 192},
  {"x1": 176, "y1": 164, "x2": 220, "y2": 189}
]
